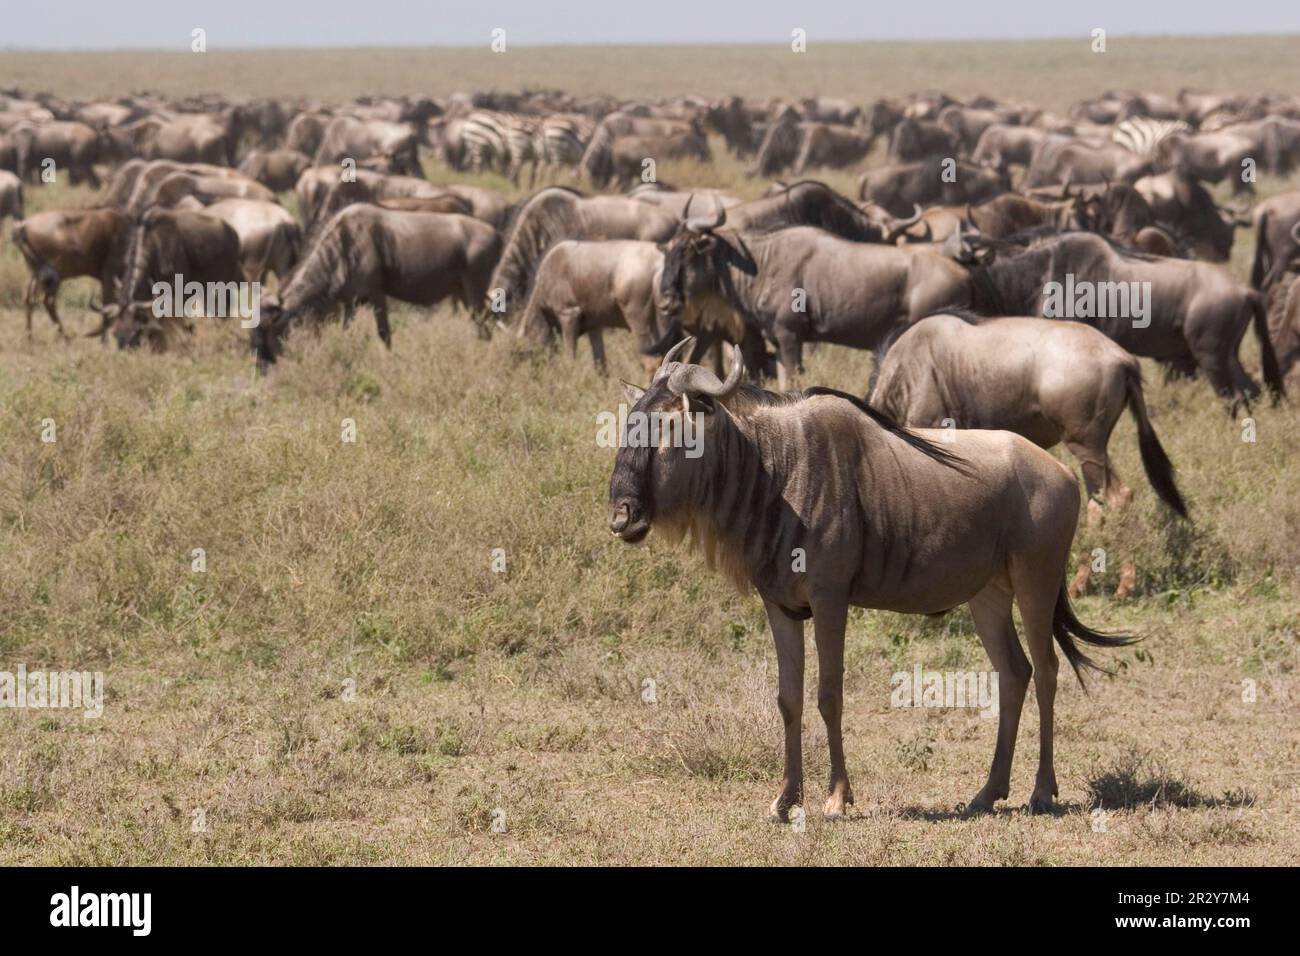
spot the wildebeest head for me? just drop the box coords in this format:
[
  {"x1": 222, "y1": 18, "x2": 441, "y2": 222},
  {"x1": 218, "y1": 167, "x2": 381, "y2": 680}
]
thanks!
[
  {"x1": 657, "y1": 195, "x2": 757, "y2": 320},
  {"x1": 608, "y1": 337, "x2": 744, "y2": 544},
  {"x1": 103, "y1": 300, "x2": 184, "y2": 351}
]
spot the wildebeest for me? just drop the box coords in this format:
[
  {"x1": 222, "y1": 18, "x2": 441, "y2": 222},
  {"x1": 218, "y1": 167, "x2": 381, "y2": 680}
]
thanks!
[
  {"x1": 252, "y1": 205, "x2": 502, "y2": 366},
  {"x1": 970, "y1": 124, "x2": 1055, "y2": 175},
  {"x1": 628, "y1": 182, "x2": 744, "y2": 217},
  {"x1": 656, "y1": 202, "x2": 972, "y2": 387},
  {"x1": 609, "y1": 340, "x2": 1134, "y2": 818},
  {"x1": 0, "y1": 169, "x2": 22, "y2": 221},
  {"x1": 608, "y1": 130, "x2": 710, "y2": 187},
  {"x1": 151, "y1": 171, "x2": 276, "y2": 208},
  {"x1": 487, "y1": 187, "x2": 680, "y2": 321},
  {"x1": 517, "y1": 239, "x2": 673, "y2": 373},
  {"x1": 102, "y1": 207, "x2": 245, "y2": 349},
  {"x1": 9, "y1": 120, "x2": 102, "y2": 185},
  {"x1": 1249, "y1": 190, "x2": 1300, "y2": 291},
  {"x1": 237, "y1": 148, "x2": 312, "y2": 192},
  {"x1": 888, "y1": 117, "x2": 962, "y2": 162},
  {"x1": 871, "y1": 312, "x2": 1187, "y2": 528},
  {"x1": 313, "y1": 116, "x2": 422, "y2": 178},
  {"x1": 10, "y1": 207, "x2": 131, "y2": 340},
  {"x1": 858, "y1": 159, "x2": 1008, "y2": 217},
  {"x1": 1024, "y1": 139, "x2": 1153, "y2": 189},
  {"x1": 968, "y1": 231, "x2": 1283, "y2": 407},
  {"x1": 1265, "y1": 269, "x2": 1300, "y2": 387},
  {"x1": 580, "y1": 113, "x2": 699, "y2": 185}
]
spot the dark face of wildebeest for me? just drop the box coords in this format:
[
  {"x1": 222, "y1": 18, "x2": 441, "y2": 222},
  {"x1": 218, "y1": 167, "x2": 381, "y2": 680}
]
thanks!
[
  {"x1": 656, "y1": 196, "x2": 732, "y2": 319},
  {"x1": 607, "y1": 339, "x2": 743, "y2": 544}
]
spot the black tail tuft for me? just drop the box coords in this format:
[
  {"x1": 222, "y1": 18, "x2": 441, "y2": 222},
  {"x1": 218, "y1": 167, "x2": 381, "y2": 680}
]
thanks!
[
  {"x1": 1052, "y1": 587, "x2": 1139, "y2": 690},
  {"x1": 1123, "y1": 365, "x2": 1188, "y2": 519}
]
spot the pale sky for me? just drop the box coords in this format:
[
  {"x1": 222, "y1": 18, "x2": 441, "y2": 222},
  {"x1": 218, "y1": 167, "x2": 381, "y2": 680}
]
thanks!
[{"x1": 6, "y1": 0, "x2": 1300, "y2": 49}]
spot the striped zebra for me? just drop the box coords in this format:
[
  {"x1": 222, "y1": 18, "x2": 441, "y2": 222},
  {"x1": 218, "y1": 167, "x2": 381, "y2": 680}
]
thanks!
[
  {"x1": 1113, "y1": 116, "x2": 1192, "y2": 161},
  {"x1": 458, "y1": 110, "x2": 540, "y2": 185},
  {"x1": 533, "y1": 114, "x2": 595, "y2": 183}
]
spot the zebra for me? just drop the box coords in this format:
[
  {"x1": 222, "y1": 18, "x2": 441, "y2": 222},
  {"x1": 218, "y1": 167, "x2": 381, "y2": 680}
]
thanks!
[
  {"x1": 533, "y1": 114, "x2": 595, "y2": 183},
  {"x1": 1113, "y1": 116, "x2": 1192, "y2": 163},
  {"x1": 458, "y1": 110, "x2": 540, "y2": 185}
]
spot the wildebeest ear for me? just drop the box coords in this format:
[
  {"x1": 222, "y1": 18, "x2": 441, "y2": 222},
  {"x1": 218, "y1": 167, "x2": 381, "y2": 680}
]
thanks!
[{"x1": 621, "y1": 381, "x2": 645, "y2": 403}]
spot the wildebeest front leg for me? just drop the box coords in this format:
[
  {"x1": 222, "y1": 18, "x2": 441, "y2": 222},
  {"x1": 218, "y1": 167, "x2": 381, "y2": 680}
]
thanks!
[
  {"x1": 44, "y1": 290, "x2": 70, "y2": 341},
  {"x1": 763, "y1": 597, "x2": 805, "y2": 822},
  {"x1": 964, "y1": 584, "x2": 1031, "y2": 815},
  {"x1": 587, "y1": 327, "x2": 608, "y2": 376},
  {"x1": 23, "y1": 276, "x2": 37, "y2": 341},
  {"x1": 773, "y1": 327, "x2": 802, "y2": 392},
  {"x1": 811, "y1": 594, "x2": 853, "y2": 819},
  {"x1": 373, "y1": 297, "x2": 392, "y2": 348}
]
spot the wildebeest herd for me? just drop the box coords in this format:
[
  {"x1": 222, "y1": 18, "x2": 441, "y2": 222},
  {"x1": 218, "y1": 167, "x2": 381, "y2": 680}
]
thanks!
[{"x1": 3, "y1": 83, "x2": 1299, "y2": 818}]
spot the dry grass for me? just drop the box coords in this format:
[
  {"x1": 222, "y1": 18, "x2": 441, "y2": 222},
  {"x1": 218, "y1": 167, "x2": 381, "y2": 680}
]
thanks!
[{"x1": 0, "y1": 40, "x2": 1298, "y2": 865}]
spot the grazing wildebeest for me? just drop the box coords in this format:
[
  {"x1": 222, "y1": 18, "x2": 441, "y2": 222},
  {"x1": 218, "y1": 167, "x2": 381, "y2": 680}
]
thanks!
[
  {"x1": 101, "y1": 207, "x2": 245, "y2": 349},
  {"x1": 871, "y1": 312, "x2": 1187, "y2": 529},
  {"x1": 252, "y1": 205, "x2": 502, "y2": 366},
  {"x1": 10, "y1": 207, "x2": 131, "y2": 340},
  {"x1": 656, "y1": 201, "x2": 972, "y2": 387},
  {"x1": 1249, "y1": 190, "x2": 1300, "y2": 291},
  {"x1": 608, "y1": 339, "x2": 1134, "y2": 818},
  {"x1": 0, "y1": 168, "x2": 22, "y2": 221},
  {"x1": 888, "y1": 117, "x2": 962, "y2": 162},
  {"x1": 517, "y1": 239, "x2": 673, "y2": 373},
  {"x1": 487, "y1": 187, "x2": 680, "y2": 322},
  {"x1": 971, "y1": 124, "x2": 1055, "y2": 175},
  {"x1": 968, "y1": 231, "x2": 1284, "y2": 408},
  {"x1": 858, "y1": 159, "x2": 1008, "y2": 217},
  {"x1": 580, "y1": 113, "x2": 698, "y2": 185}
]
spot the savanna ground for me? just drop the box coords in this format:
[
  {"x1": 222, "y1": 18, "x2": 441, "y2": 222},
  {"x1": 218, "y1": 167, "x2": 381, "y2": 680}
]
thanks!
[{"x1": 0, "y1": 38, "x2": 1297, "y2": 865}]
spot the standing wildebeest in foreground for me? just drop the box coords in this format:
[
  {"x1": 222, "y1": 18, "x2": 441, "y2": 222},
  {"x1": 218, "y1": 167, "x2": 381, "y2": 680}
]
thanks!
[
  {"x1": 0, "y1": 169, "x2": 22, "y2": 221},
  {"x1": 657, "y1": 202, "x2": 972, "y2": 387},
  {"x1": 969, "y1": 231, "x2": 1284, "y2": 409},
  {"x1": 252, "y1": 206, "x2": 502, "y2": 366},
  {"x1": 609, "y1": 340, "x2": 1134, "y2": 818},
  {"x1": 871, "y1": 312, "x2": 1188, "y2": 569},
  {"x1": 10, "y1": 207, "x2": 131, "y2": 340}
]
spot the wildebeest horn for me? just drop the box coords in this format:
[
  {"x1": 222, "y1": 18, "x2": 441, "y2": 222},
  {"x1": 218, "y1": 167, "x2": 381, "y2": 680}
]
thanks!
[
  {"x1": 653, "y1": 336, "x2": 695, "y2": 381},
  {"x1": 665, "y1": 344, "x2": 744, "y2": 399},
  {"x1": 685, "y1": 194, "x2": 726, "y2": 233},
  {"x1": 682, "y1": 192, "x2": 695, "y2": 222},
  {"x1": 1291, "y1": 221, "x2": 1300, "y2": 244},
  {"x1": 884, "y1": 203, "x2": 924, "y2": 243}
]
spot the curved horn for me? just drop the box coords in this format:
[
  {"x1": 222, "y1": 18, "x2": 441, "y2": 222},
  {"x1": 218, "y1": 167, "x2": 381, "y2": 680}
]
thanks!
[
  {"x1": 666, "y1": 344, "x2": 744, "y2": 398},
  {"x1": 884, "y1": 203, "x2": 924, "y2": 243},
  {"x1": 652, "y1": 336, "x2": 696, "y2": 382},
  {"x1": 682, "y1": 192, "x2": 695, "y2": 222},
  {"x1": 1291, "y1": 220, "x2": 1300, "y2": 244}
]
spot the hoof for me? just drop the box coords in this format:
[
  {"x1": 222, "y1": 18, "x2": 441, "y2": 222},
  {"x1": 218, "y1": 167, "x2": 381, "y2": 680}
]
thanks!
[{"x1": 1028, "y1": 793, "x2": 1056, "y2": 815}]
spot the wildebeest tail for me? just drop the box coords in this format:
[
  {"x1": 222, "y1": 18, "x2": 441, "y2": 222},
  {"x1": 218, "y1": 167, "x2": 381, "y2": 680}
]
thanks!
[
  {"x1": 1052, "y1": 586, "x2": 1138, "y2": 688},
  {"x1": 1247, "y1": 292, "x2": 1285, "y2": 402},
  {"x1": 10, "y1": 223, "x2": 58, "y2": 292},
  {"x1": 1122, "y1": 363, "x2": 1188, "y2": 518}
]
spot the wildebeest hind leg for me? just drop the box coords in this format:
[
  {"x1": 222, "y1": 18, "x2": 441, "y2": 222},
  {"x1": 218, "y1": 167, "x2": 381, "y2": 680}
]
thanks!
[
  {"x1": 1065, "y1": 441, "x2": 1108, "y2": 529},
  {"x1": 1012, "y1": 581, "x2": 1060, "y2": 813},
  {"x1": 587, "y1": 327, "x2": 608, "y2": 376},
  {"x1": 373, "y1": 298, "x2": 392, "y2": 349},
  {"x1": 763, "y1": 597, "x2": 805, "y2": 822},
  {"x1": 810, "y1": 594, "x2": 853, "y2": 819},
  {"x1": 964, "y1": 584, "x2": 1029, "y2": 815},
  {"x1": 44, "y1": 290, "x2": 69, "y2": 341}
]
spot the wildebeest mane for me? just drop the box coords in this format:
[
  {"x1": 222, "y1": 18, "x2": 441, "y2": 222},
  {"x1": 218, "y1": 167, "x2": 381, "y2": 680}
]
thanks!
[
  {"x1": 487, "y1": 186, "x2": 587, "y2": 318},
  {"x1": 722, "y1": 383, "x2": 970, "y2": 472},
  {"x1": 737, "y1": 180, "x2": 882, "y2": 241}
]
